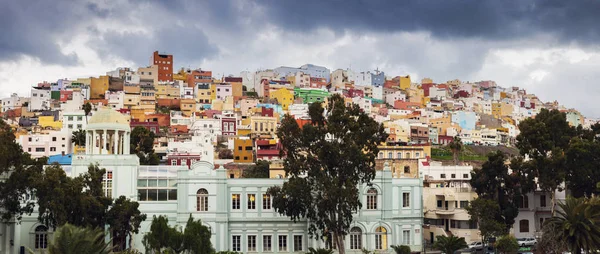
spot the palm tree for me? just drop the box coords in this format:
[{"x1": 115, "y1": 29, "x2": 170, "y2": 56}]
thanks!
[
  {"x1": 543, "y1": 197, "x2": 600, "y2": 254},
  {"x1": 83, "y1": 102, "x2": 92, "y2": 124},
  {"x1": 391, "y1": 245, "x2": 412, "y2": 254},
  {"x1": 48, "y1": 223, "x2": 114, "y2": 254},
  {"x1": 433, "y1": 235, "x2": 468, "y2": 254},
  {"x1": 448, "y1": 136, "x2": 463, "y2": 165},
  {"x1": 71, "y1": 129, "x2": 86, "y2": 147}
]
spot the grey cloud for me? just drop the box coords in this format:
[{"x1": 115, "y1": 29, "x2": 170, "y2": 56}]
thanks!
[
  {"x1": 0, "y1": 0, "x2": 102, "y2": 64},
  {"x1": 255, "y1": 0, "x2": 600, "y2": 45}
]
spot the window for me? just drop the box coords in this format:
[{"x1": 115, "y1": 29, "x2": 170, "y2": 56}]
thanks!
[
  {"x1": 460, "y1": 201, "x2": 469, "y2": 208},
  {"x1": 540, "y1": 195, "x2": 546, "y2": 207},
  {"x1": 103, "y1": 171, "x2": 113, "y2": 198},
  {"x1": 440, "y1": 174, "x2": 446, "y2": 178},
  {"x1": 403, "y1": 230, "x2": 411, "y2": 245},
  {"x1": 451, "y1": 174, "x2": 456, "y2": 178},
  {"x1": 76, "y1": 124, "x2": 82, "y2": 129},
  {"x1": 519, "y1": 219, "x2": 529, "y2": 232},
  {"x1": 404, "y1": 166, "x2": 410, "y2": 174},
  {"x1": 68, "y1": 116, "x2": 73, "y2": 121},
  {"x1": 181, "y1": 159, "x2": 188, "y2": 166},
  {"x1": 375, "y1": 227, "x2": 387, "y2": 250},
  {"x1": 263, "y1": 194, "x2": 271, "y2": 210},
  {"x1": 232, "y1": 235, "x2": 241, "y2": 252},
  {"x1": 248, "y1": 235, "x2": 256, "y2": 252},
  {"x1": 171, "y1": 159, "x2": 177, "y2": 166},
  {"x1": 248, "y1": 194, "x2": 256, "y2": 209},
  {"x1": 36, "y1": 147, "x2": 45, "y2": 152},
  {"x1": 52, "y1": 137, "x2": 57, "y2": 141},
  {"x1": 29, "y1": 137, "x2": 32, "y2": 141},
  {"x1": 278, "y1": 235, "x2": 287, "y2": 251},
  {"x1": 232, "y1": 194, "x2": 240, "y2": 209},
  {"x1": 367, "y1": 188, "x2": 377, "y2": 210},
  {"x1": 405, "y1": 152, "x2": 411, "y2": 158},
  {"x1": 137, "y1": 175, "x2": 177, "y2": 202},
  {"x1": 294, "y1": 235, "x2": 303, "y2": 252},
  {"x1": 77, "y1": 116, "x2": 83, "y2": 121},
  {"x1": 403, "y1": 192, "x2": 410, "y2": 207},
  {"x1": 388, "y1": 152, "x2": 393, "y2": 159},
  {"x1": 463, "y1": 174, "x2": 469, "y2": 178},
  {"x1": 396, "y1": 152, "x2": 402, "y2": 159},
  {"x1": 350, "y1": 227, "x2": 362, "y2": 249},
  {"x1": 50, "y1": 147, "x2": 56, "y2": 152},
  {"x1": 378, "y1": 152, "x2": 383, "y2": 159},
  {"x1": 263, "y1": 235, "x2": 272, "y2": 252},
  {"x1": 35, "y1": 225, "x2": 48, "y2": 249},
  {"x1": 518, "y1": 195, "x2": 529, "y2": 209},
  {"x1": 416, "y1": 152, "x2": 420, "y2": 157},
  {"x1": 197, "y1": 189, "x2": 208, "y2": 211},
  {"x1": 437, "y1": 200, "x2": 443, "y2": 208}
]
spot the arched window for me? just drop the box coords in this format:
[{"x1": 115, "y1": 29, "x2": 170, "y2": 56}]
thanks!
[
  {"x1": 350, "y1": 227, "x2": 362, "y2": 249},
  {"x1": 378, "y1": 152, "x2": 383, "y2": 159},
  {"x1": 388, "y1": 152, "x2": 393, "y2": 159},
  {"x1": 405, "y1": 152, "x2": 411, "y2": 159},
  {"x1": 375, "y1": 226, "x2": 387, "y2": 250},
  {"x1": 519, "y1": 219, "x2": 529, "y2": 233},
  {"x1": 35, "y1": 225, "x2": 48, "y2": 249},
  {"x1": 366, "y1": 188, "x2": 378, "y2": 210},
  {"x1": 197, "y1": 188, "x2": 208, "y2": 211},
  {"x1": 397, "y1": 152, "x2": 402, "y2": 159}
]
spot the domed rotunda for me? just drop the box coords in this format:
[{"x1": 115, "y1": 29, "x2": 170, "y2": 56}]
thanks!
[{"x1": 85, "y1": 107, "x2": 131, "y2": 155}]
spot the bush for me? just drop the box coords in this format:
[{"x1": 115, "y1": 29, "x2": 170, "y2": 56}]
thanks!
[
  {"x1": 495, "y1": 235, "x2": 519, "y2": 254},
  {"x1": 306, "y1": 248, "x2": 334, "y2": 254},
  {"x1": 391, "y1": 245, "x2": 412, "y2": 254}
]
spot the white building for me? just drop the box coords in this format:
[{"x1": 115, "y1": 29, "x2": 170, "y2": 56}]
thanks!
[
  {"x1": 29, "y1": 87, "x2": 51, "y2": 111},
  {"x1": 288, "y1": 104, "x2": 309, "y2": 119},
  {"x1": 1, "y1": 109, "x2": 424, "y2": 253},
  {"x1": 421, "y1": 163, "x2": 479, "y2": 243},
  {"x1": 0, "y1": 93, "x2": 26, "y2": 112},
  {"x1": 167, "y1": 135, "x2": 215, "y2": 165}
]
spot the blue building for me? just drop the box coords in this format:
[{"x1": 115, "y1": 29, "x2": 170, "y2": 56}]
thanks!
[
  {"x1": 451, "y1": 111, "x2": 478, "y2": 130},
  {"x1": 274, "y1": 64, "x2": 331, "y2": 82}
]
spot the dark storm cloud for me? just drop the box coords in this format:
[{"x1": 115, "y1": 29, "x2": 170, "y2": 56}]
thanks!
[
  {"x1": 0, "y1": 0, "x2": 86, "y2": 64},
  {"x1": 256, "y1": 0, "x2": 600, "y2": 44}
]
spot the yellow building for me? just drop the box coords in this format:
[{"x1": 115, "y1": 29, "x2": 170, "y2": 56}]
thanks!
[
  {"x1": 90, "y1": 75, "x2": 109, "y2": 99},
  {"x1": 233, "y1": 138, "x2": 254, "y2": 163},
  {"x1": 196, "y1": 87, "x2": 212, "y2": 105},
  {"x1": 155, "y1": 83, "x2": 180, "y2": 99},
  {"x1": 250, "y1": 116, "x2": 278, "y2": 136},
  {"x1": 376, "y1": 145, "x2": 430, "y2": 178},
  {"x1": 421, "y1": 77, "x2": 433, "y2": 84},
  {"x1": 173, "y1": 68, "x2": 189, "y2": 81},
  {"x1": 237, "y1": 118, "x2": 252, "y2": 136},
  {"x1": 270, "y1": 88, "x2": 294, "y2": 110},
  {"x1": 180, "y1": 99, "x2": 196, "y2": 116},
  {"x1": 38, "y1": 116, "x2": 63, "y2": 130},
  {"x1": 407, "y1": 87, "x2": 424, "y2": 105},
  {"x1": 492, "y1": 102, "x2": 502, "y2": 118},
  {"x1": 399, "y1": 75, "x2": 411, "y2": 90},
  {"x1": 210, "y1": 84, "x2": 217, "y2": 100}
]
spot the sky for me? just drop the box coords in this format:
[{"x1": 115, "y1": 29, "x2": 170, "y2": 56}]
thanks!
[{"x1": 2, "y1": 0, "x2": 600, "y2": 117}]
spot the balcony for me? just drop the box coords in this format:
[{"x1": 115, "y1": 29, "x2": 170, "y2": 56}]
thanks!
[
  {"x1": 435, "y1": 208, "x2": 458, "y2": 215},
  {"x1": 535, "y1": 206, "x2": 551, "y2": 213}
]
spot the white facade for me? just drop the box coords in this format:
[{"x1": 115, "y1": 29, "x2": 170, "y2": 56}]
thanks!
[
  {"x1": 167, "y1": 135, "x2": 215, "y2": 164},
  {"x1": 386, "y1": 91, "x2": 406, "y2": 106},
  {"x1": 0, "y1": 93, "x2": 25, "y2": 112},
  {"x1": 105, "y1": 91, "x2": 125, "y2": 110},
  {"x1": 288, "y1": 104, "x2": 309, "y2": 119},
  {"x1": 29, "y1": 88, "x2": 51, "y2": 111}
]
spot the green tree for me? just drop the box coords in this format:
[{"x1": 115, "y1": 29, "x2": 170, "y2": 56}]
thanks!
[
  {"x1": 448, "y1": 136, "x2": 463, "y2": 165},
  {"x1": 83, "y1": 102, "x2": 92, "y2": 124},
  {"x1": 143, "y1": 215, "x2": 184, "y2": 253},
  {"x1": 48, "y1": 223, "x2": 114, "y2": 254},
  {"x1": 432, "y1": 235, "x2": 468, "y2": 254},
  {"x1": 71, "y1": 129, "x2": 87, "y2": 146},
  {"x1": 495, "y1": 235, "x2": 519, "y2": 254},
  {"x1": 107, "y1": 196, "x2": 147, "y2": 251},
  {"x1": 130, "y1": 126, "x2": 160, "y2": 165},
  {"x1": 182, "y1": 215, "x2": 214, "y2": 254},
  {"x1": 466, "y1": 198, "x2": 506, "y2": 243},
  {"x1": 242, "y1": 160, "x2": 270, "y2": 178},
  {"x1": 0, "y1": 119, "x2": 46, "y2": 222},
  {"x1": 564, "y1": 136, "x2": 600, "y2": 198},
  {"x1": 390, "y1": 244, "x2": 413, "y2": 254},
  {"x1": 543, "y1": 197, "x2": 600, "y2": 254},
  {"x1": 268, "y1": 94, "x2": 388, "y2": 253},
  {"x1": 471, "y1": 151, "x2": 521, "y2": 229},
  {"x1": 516, "y1": 108, "x2": 575, "y2": 215},
  {"x1": 307, "y1": 247, "x2": 334, "y2": 254},
  {"x1": 36, "y1": 164, "x2": 112, "y2": 229}
]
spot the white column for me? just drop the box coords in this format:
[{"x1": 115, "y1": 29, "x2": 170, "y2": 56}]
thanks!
[
  {"x1": 124, "y1": 132, "x2": 130, "y2": 155},
  {"x1": 114, "y1": 131, "x2": 120, "y2": 155},
  {"x1": 92, "y1": 130, "x2": 98, "y2": 154},
  {"x1": 102, "y1": 129, "x2": 107, "y2": 155}
]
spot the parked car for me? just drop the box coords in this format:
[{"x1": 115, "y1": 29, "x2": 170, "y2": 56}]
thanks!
[
  {"x1": 517, "y1": 237, "x2": 537, "y2": 246},
  {"x1": 468, "y1": 241, "x2": 484, "y2": 250}
]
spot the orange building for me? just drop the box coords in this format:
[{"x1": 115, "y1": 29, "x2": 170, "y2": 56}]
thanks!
[
  {"x1": 187, "y1": 69, "x2": 212, "y2": 88},
  {"x1": 151, "y1": 51, "x2": 173, "y2": 82},
  {"x1": 90, "y1": 76, "x2": 109, "y2": 99},
  {"x1": 234, "y1": 138, "x2": 254, "y2": 163}
]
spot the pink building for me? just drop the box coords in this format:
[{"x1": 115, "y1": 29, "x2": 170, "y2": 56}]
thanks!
[
  {"x1": 18, "y1": 131, "x2": 69, "y2": 158},
  {"x1": 215, "y1": 83, "x2": 232, "y2": 101}
]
